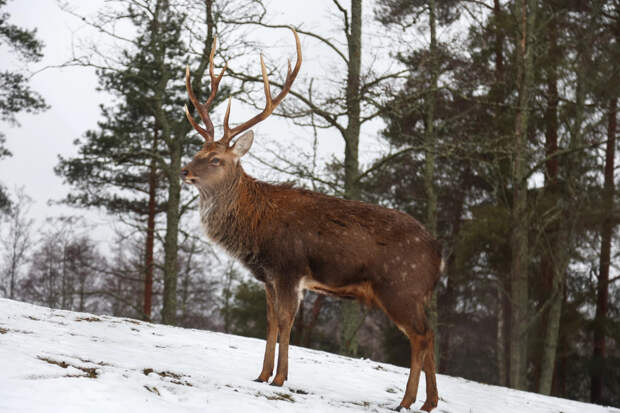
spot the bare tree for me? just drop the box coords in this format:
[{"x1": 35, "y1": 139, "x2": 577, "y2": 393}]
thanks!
[
  {"x1": 0, "y1": 188, "x2": 33, "y2": 299},
  {"x1": 20, "y1": 217, "x2": 102, "y2": 311}
]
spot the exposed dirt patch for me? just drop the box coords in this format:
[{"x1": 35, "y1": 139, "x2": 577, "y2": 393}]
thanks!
[
  {"x1": 76, "y1": 357, "x2": 110, "y2": 367},
  {"x1": 38, "y1": 357, "x2": 69, "y2": 369},
  {"x1": 289, "y1": 387, "x2": 309, "y2": 395},
  {"x1": 0, "y1": 327, "x2": 8, "y2": 334},
  {"x1": 75, "y1": 316, "x2": 102, "y2": 322},
  {"x1": 37, "y1": 356, "x2": 99, "y2": 378},
  {"x1": 256, "y1": 391, "x2": 295, "y2": 403},
  {"x1": 25, "y1": 315, "x2": 39, "y2": 321},
  {"x1": 345, "y1": 400, "x2": 371, "y2": 408},
  {"x1": 143, "y1": 368, "x2": 180, "y2": 379},
  {"x1": 143, "y1": 368, "x2": 192, "y2": 386},
  {"x1": 144, "y1": 385, "x2": 160, "y2": 396},
  {"x1": 171, "y1": 379, "x2": 193, "y2": 387}
]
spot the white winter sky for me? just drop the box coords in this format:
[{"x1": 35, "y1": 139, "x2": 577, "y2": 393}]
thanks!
[{"x1": 0, "y1": 0, "x2": 438, "y2": 249}]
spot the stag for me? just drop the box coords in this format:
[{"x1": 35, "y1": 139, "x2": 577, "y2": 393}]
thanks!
[{"x1": 182, "y1": 29, "x2": 442, "y2": 412}]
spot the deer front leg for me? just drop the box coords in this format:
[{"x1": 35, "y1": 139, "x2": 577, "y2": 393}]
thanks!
[
  {"x1": 256, "y1": 283, "x2": 278, "y2": 382},
  {"x1": 270, "y1": 282, "x2": 301, "y2": 387}
]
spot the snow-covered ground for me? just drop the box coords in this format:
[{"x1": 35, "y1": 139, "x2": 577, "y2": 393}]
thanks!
[{"x1": 0, "y1": 298, "x2": 617, "y2": 413}]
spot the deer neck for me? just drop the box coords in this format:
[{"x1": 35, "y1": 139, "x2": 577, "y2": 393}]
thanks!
[{"x1": 198, "y1": 169, "x2": 269, "y2": 258}]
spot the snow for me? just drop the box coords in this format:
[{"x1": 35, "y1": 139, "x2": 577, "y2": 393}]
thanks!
[{"x1": 0, "y1": 298, "x2": 618, "y2": 413}]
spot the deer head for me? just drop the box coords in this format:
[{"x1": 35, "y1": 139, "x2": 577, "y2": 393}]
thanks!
[{"x1": 181, "y1": 29, "x2": 302, "y2": 197}]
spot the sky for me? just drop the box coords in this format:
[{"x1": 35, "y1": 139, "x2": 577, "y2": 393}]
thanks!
[
  {"x1": 0, "y1": 0, "x2": 112, "y2": 240},
  {"x1": 0, "y1": 0, "x2": 411, "y2": 247}
]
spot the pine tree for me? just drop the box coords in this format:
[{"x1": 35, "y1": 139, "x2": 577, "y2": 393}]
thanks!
[
  {"x1": 56, "y1": 0, "x2": 225, "y2": 323},
  {"x1": 0, "y1": 0, "x2": 48, "y2": 211}
]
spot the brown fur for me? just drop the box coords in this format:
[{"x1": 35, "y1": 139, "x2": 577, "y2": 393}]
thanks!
[
  {"x1": 183, "y1": 30, "x2": 440, "y2": 410},
  {"x1": 183, "y1": 141, "x2": 442, "y2": 411}
]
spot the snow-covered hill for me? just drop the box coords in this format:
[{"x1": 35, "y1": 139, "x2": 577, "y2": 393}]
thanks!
[{"x1": 0, "y1": 298, "x2": 617, "y2": 413}]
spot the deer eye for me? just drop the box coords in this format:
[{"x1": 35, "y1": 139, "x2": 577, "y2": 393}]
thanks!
[{"x1": 210, "y1": 157, "x2": 221, "y2": 165}]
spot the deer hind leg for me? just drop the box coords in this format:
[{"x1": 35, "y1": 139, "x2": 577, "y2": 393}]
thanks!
[
  {"x1": 376, "y1": 293, "x2": 434, "y2": 411},
  {"x1": 397, "y1": 331, "x2": 427, "y2": 410},
  {"x1": 270, "y1": 281, "x2": 301, "y2": 387},
  {"x1": 256, "y1": 283, "x2": 278, "y2": 382},
  {"x1": 420, "y1": 329, "x2": 439, "y2": 412}
]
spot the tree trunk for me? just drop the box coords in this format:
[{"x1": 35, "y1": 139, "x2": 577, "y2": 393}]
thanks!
[
  {"x1": 424, "y1": 0, "x2": 440, "y2": 369},
  {"x1": 491, "y1": 0, "x2": 509, "y2": 386},
  {"x1": 509, "y1": 0, "x2": 536, "y2": 391},
  {"x1": 590, "y1": 96, "x2": 616, "y2": 403},
  {"x1": 144, "y1": 124, "x2": 158, "y2": 321},
  {"x1": 343, "y1": 0, "x2": 362, "y2": 201},
  {"x1": 160, "y1": 0, "x2": 217, "y2": 326},
  {"x1": 496, "y1": 283, "x2": 507, "y2": 386},
  {"x1": 161, "y1": 144, "x2": 181, "y2": 325},
  {"x1": 339, "y1": 0, "x2": 363, "y2": 357},
  {"x1": 538, "y1": 14, "x2": 560, "y2": 395}
]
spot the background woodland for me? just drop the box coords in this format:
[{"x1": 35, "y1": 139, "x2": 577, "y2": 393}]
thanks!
[{"x1": 0, "y1": 0, "x2": 618, "y2": 407}]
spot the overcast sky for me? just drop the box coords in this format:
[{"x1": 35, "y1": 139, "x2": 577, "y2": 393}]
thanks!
[{"x1": 0, "y1": 0, "x2": 412, "y2": 247}]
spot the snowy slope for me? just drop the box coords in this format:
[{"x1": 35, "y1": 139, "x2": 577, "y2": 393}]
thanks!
[{"x1": 0, "y1": 298, "x2": 617, "y2": 413}]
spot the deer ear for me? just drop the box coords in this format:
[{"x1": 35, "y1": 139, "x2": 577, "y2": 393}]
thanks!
[{"x1": 231, "y1": 130, "x2": 254, "y2": 158}]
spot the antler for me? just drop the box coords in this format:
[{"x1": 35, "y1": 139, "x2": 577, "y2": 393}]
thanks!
[
  {"x1": 184, "y1": 28, "x2": 302, "y2": 146},
  {"x1": 220, "y1": 28, "x2": 302, "y2": 146},
  {"x1": 185, "y1": 36, "x2": 227, "y2": 143}
]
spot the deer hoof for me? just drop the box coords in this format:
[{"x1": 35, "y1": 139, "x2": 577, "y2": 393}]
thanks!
[
  {"x1": 270, "y1": 375, "x2": 286, "y2": 386},
  {"x1": 254, "y1": 373, "x2": 271, "y2": 383},
  {"x1": 420, "y1": 400, "x2": 437, "y2": 412},
  {"x1": 392, "y1": 406, "x2": 404, "y2": 412}
]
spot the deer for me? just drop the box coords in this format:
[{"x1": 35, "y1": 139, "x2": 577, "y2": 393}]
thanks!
[{"x1": 181, "y1": 28, "x2": 443, "y2": 412}]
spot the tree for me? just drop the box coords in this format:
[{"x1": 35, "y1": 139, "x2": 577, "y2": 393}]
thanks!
[
  {"x1": 20, "y1": 217, "x2": 103, "y2": 312},
  {"x1": 175, "y1": 231, "x2": 219, "y2": 330},
  {"x1": 508, "y1": 0, "x2": 537, "y2": 391},
  {"x1": 590, "y1": 1, "x2": 619, "y2": 402},
  {"x1": 0, "y1": 187, "x2": 33, "y2": 299},
  {"x1": 375, "y1": 0, "x2": 461, "y2": 368},
  {"x1": 56, "y1": 0, "x2": 253, "y2": 323},
  {"x1": 0, "y1": 0, "x2": 48, "y2": 211},
  {"x1": 55, "y1": 14, "x2": 174, "y2": 319}
]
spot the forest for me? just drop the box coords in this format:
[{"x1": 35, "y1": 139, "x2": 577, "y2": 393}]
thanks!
[{"x1": 0, "y1": 0, "x2": 618, "y2": 408}]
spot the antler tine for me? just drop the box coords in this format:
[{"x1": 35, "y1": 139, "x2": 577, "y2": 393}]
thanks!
[
  {"x1": 185, "y1": 36, "x2": 227, "y2": 143},
  {"x1": 221, "y1": 28, "x2": 302, "y2": 145},
  {"x1": 185, "y1": 66, "x2": 212, "y2": 141}
]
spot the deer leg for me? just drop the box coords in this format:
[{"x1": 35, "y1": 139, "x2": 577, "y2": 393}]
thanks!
[
  {"x1": 398, "y1": 333, "x2": 426, "y2": 410},
  {"x1": 256, "y1": 283, "x2": 278, "y2": 382},
  {"x1": 270, "y1": 282, "x2": 300, "y2": 387},
  {"x1": 377, "y1": 298, "x2": 430, "y2": 411},
  {"x1": 420, "y1": 330, "x2": 439, "y2": 412}
]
